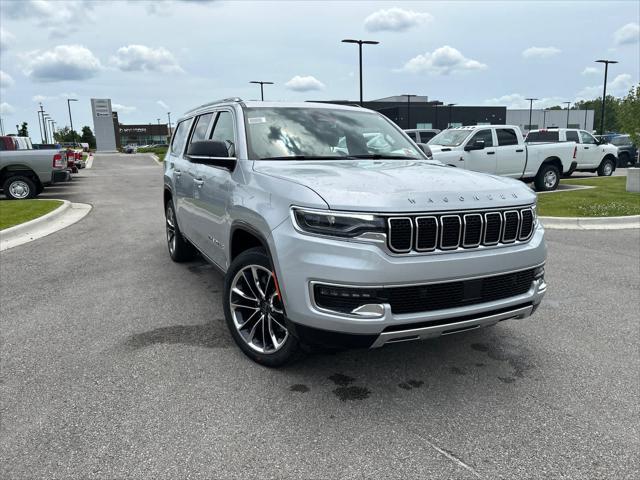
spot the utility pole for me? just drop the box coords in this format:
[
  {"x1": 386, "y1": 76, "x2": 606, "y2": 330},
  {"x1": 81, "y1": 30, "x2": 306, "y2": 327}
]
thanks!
[
  {"x1": 249, "y1": 81, "x2": 274, "y2": 101},
  {"x1": 595, "y1": 59, "x2": 618, "y2": 135},
  {"x1": 39, "y1": 103, "x2": 47, "y2": 143},
  {"x1": 0, "y1": 116, "x2": 4, "y2": 135},
  {"x1": 563, "y1": 101, "x2": 571, "y2": 127},
  {"x1": 167, "y1": 112, "x2": 172, "y2": 137},
  {"x1": 525, "y1": 98, "x2": 538, "y2": 132},
  {"x1": 67, "y1": 98, "x2": 78, "y2": 146},
  {"x1": 341, "y1": 39, "x2": 380, "y2": 105},
  {"x1": 36, "y1": 111, "x2": 43, "y2": 141}
]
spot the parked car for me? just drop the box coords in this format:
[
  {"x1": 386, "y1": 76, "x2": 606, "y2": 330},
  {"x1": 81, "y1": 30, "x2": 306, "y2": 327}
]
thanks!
[
  {"x1": 124, "y1": 145, "x2": 137, "y2": 154},
  {"x1": 608, "y1": 135, "x2": 638, "y2": 167},
  {"x1": 163, "y1": 99, "x2": 547, "y2": 366},
  {"x1": 427, "y1": 125, "x2": 576, "y2": 191},
  {"x1": 0, "y1": 140, "x2": 69, "y2": 199},
  {"x1": 525, "y1": 128, "x2": 619, "y2": 176},
  {"x1": 404, "y1": 128, "x2": 441, "y2": 144}
]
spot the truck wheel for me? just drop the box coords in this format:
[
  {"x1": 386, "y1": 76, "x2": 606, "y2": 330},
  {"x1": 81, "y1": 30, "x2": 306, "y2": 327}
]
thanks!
[
  {"x1": 534, "y1": 164, "x2": 560, "y2": 191},
  {"x1": 597, "y1": 158, "x2": 615, "y2": 176},
  {"x1": 616, "y1": 153, "x2": 630, "y2": 168},
  {"x1": 3, "y1": 176, "x2": 36, "y2": 200},
  {"x1": 224, "y1": 247, "x2": 302, "y2": 367},
  {"x1": 165, "y1": 201, "x2": 196, "y2": 262}
]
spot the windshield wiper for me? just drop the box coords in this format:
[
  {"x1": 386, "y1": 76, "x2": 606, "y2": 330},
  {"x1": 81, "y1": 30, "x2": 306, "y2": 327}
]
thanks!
[
  {"x1": 348, "y1": 154, "x2": 418, "y2": 160},
  {"x1": 260, "y1": 155, "x2": 347, "y2": 160}
]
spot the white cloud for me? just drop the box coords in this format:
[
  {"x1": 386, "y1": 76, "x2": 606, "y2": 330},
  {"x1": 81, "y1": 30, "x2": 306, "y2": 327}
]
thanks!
[
  {"x1": 613, "y1": 22, "x2": 639, "y2": 45},
  {"x1": 364, "y1": 8, "x2": 432, "y2": 32},
  {"x1": 112, "y1": 103, "x2": 137, "y2": 114},
  {"x1": 285, "y1": 75, "x2": 325, "y2": 92},
  {"x1": 483, "y1": 93, "x2": 565, "y2": 109},
  {"x1": 397, "y1": 46, "x2": 487, "y2": 75},
  {"x1": 110, "y1": 45, "x2": 183, "y2": 73},
  {"x1": 31, "y1": 92, "x2": 78, "y2": 103},
  {"x1": 0, "y1": 102, "x2": 15, "y2": 114},
  {"x1": 157, "y1": 100, "x2": 170, "y2": 111},
  {"x1": 522, "y1": 46, "x2": 561, "y2": 59},
  {"x1": 20, "y1": 45, "x2": 102, "y2": 82},
  {"x1": 2, "y1": 1, "x2": 95, "y2": 37},
  {"x1": 0, "y1": 28, "x2": 15, "y2": 53},
  {"x1": 582, "y1": 67, "x2": 599, "y2": 76},
  {"x1": 0, "y1": 71, "x2": 15, "y2": 88},
  {"x1": 576, "y1": 73, "x2": 636, "y2": 100}
]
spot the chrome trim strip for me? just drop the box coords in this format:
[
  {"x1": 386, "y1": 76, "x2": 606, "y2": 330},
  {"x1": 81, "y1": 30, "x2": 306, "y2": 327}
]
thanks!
[
  {"x1": 370, "y1": 305, "x2": 534, "y2": 348},
  {"x1": 502, "y1": 210, "x2": 520, "y2": 244},
  {"x1": 388, "y1": 217, "x2": 413, "y2": 253},
  {"x1": 440, "y1": 215, "x2": 461, "y2": 250},
  {"x1": 483, "y1": 212, "x2": 502, "y2": 245},
  {"x1": 462, "y1": 213, "x2": 483, "y2": 248},
  {"x1": 415, "y1": 216, "x2": 438, "y2": 252}
]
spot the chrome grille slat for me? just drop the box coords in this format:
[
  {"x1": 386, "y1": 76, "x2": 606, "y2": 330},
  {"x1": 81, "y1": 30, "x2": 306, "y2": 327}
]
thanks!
[{"x1": 387, "y1": 207, "x2": 535, "y2": 254}]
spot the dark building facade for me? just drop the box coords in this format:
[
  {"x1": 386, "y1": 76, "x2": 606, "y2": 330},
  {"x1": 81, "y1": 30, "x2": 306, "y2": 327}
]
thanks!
[
  {"x1": 316, "y1": 98, "x2": 507, "y2": 130},
  {"x1": 118, "y1": 123, "x2": 169, "y2": 146}
]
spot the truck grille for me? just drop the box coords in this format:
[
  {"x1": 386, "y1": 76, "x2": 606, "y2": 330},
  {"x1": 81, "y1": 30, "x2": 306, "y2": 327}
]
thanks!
[
  {"x1": 387, "y1": 207, "x2": 535, "y2": 253},
  {"x1": 313, "y1": 269, "x2": 536, "y2": 315}
]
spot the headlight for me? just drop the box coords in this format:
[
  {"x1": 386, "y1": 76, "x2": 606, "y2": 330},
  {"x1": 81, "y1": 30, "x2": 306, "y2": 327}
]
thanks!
[
  {"x1": 532, "y1": 204, "x2": 538, "y2": 227},
  {"x1": 292, "y1": 208, "x2": 385, "y2": 238}
]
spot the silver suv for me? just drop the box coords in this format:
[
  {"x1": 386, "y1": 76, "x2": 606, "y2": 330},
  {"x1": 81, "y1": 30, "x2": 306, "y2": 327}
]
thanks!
[{"x1": 163, "y1": 99, "x2": 547, "y2": 366}]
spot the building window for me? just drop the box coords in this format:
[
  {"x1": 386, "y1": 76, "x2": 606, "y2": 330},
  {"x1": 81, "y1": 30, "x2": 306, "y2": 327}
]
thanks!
[{"x1": 416, "y1": 123, "x2": 432, "y2": 129}]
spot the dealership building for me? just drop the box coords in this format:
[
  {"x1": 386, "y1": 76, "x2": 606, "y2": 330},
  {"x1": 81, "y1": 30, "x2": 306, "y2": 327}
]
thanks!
[{"x1": 118, "y1": 123, "x2": 169, "y2": 147}]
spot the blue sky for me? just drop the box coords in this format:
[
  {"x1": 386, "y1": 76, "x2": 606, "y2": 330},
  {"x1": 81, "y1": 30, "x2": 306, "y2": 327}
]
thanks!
[{"x1": 0, "y1": 0, "x2": 638, "y2": 136}]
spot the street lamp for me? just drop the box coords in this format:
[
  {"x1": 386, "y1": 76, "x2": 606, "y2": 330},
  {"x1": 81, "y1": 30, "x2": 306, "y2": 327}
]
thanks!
[
  {"x1": 249, "y1": 81, "x2": 274, "y2": 101},
  {"x1": 542, "y1": 109, "x2": 548, "y2": 128},
  {"x1": 167, "y1": 112, "x2": 172, "y2": 137},
  {"x1": 67, "y1": 98, "x2": 78, "y2": 146},
  {"x1": 525, "y1": 98, "x2": 538, "y2": 132},
  {"x1": 38, "y1": 103, "x2": 46, "y2": 143},
  {"x1": 563, "y1": 101, "x2": 571, "y2": 128},
  {"x1": 402, "y1": 94, "x2": 417, "y2": 129},
  {"x1": 595, "y1": 59, "x2": 618, "y2": 135},
  {"x1": 341, "y1": 39, "x2": 380, "y2": 105},
  {"x1": 447, "y1": 103, "x2": 457, "y2": 127},
  {"x1": 43, "y1": 114, "x2": 51, "y2": 143},
  {"x1": 36, "y1": 111, "x2": 43, "y2": 142}
]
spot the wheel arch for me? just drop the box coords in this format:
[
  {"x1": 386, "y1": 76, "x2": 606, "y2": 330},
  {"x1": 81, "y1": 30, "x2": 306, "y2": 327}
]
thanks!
[
  {"x1": 538, "y1": 156, "x2": 563, "y2": 175},
  {"x1": 229, "y1": 222, "x2": 272, "y2": 262},
  {"x1": 0, "y1": 166, "x2": 41, "y2": 186}
]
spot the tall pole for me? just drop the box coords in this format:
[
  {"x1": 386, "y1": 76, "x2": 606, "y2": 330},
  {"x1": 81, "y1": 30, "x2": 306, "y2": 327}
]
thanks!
[
  {"x1": 543, "y1": 109, "x2": 547, "y2": 128},
  {"x1": 67, "y1": 98, "x2": 78, "y2": 146},
  {"x1": 342, "y1": 39, "x2": 379, "y2": 105},
  {"x1": 584, "y1": 108, "x2": 588, "y2": 130},
  {"x1": 39, "y1": 103, "x2": 47, "y2": 143},
  {"x1": 43, "y1": 114, "x2": 50, "y2": 143},
  {"x1": 525, "y1": 98, "x2": 538, "y2": 132},
  {"x1": 563, "y1": 102, "x2": 571, "y2": 127},
  {"x1": 167, "y1": 112, "x2": 172, "y2": 137},
  {"x1": 0, "y1": 116, "x2": 4, "y2": 135},
  {"x1": 36, "y1": 111, "x2": 43, "y2": 142},
  {"x1": 434, "y1": 105, "x2": 438, "y2": 130},
  {"x1": 595, "y1": 59, "x2": 618, "y2": 135},
  {"x1": 249, "y1": 81, "x2": 274, "y2": 101}
]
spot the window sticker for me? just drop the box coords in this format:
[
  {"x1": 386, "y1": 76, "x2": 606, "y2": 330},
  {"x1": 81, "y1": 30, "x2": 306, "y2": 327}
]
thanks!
[{"x1": 248, "y1": 117, "x2": 266, "y2": 124}]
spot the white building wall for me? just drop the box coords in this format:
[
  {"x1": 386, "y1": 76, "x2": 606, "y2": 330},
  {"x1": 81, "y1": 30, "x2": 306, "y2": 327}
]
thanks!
[
  {"x1": 91, "y1": 98, "x2": 118, "y2": 152},
  {"x1": 506, "y1": 109, "x2": 595, "y2": 134}
]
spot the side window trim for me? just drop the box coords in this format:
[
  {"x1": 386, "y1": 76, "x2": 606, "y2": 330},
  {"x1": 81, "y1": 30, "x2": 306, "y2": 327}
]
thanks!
[
  {"x1": 209, "y1": 108, "x2": 238, "y2": 158},
  {"x1": 185, "y1": 112, "x2": 216, "y2": 156},
  {"x1": 170, "y1": 118, "x2": 193, "y2": 157}
]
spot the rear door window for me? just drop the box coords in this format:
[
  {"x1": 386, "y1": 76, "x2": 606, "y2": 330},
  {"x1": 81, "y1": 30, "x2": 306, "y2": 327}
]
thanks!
[
  {"x1": 419, "y1": 131, "x2": 437, "y2": 143},
  {"x1": 170, "y1": 120, "x2": 191, "y2": 155},
  {"x1": 496, "y1": 129, "x2": 519, "y2": 146},
  {"x1": 525, "y1": 131, "x2": 559, "y2": 142},
  {"x1": 579, "y1": 131, "x2": 597, "y2": 144},
  {"x1": 190, "y1": 113, "x2": 214, "y2": 143},
  {"x1": 210, "y1": 111, "x2": 236, "y2": 157},
  {"x1": 565, "y1": 130, "x2": 579, "y2": 142}
]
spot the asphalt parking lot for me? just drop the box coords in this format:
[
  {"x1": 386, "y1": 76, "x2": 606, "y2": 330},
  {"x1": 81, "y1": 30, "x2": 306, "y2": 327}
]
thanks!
[{"x1": 1, "y1": 153, "x2": 639, "y2": 479}]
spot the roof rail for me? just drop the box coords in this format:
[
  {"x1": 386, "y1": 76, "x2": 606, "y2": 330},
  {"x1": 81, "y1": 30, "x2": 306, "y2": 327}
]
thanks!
[{"x1": 184, "y1": 97, "x2": 243, "y2": 115}]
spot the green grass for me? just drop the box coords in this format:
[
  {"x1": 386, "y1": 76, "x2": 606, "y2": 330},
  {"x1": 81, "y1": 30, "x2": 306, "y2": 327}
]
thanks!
[
  {"x1": 537, "y1": 176, "x2": 640, "y2": 217},
  {"x1": 137, "y1": 146, "x2": 168, "y2": 160},
  {"x1": 0, "y1": 199, "x2": 63, "y2": 230}
]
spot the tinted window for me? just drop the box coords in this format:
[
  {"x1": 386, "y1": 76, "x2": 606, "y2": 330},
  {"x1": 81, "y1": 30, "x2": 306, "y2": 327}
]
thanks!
[
  {"x1": 525, "y1": 131, "x2": 559, "y2": 142},
  {"x1": 210, "y1": 111, "x2": 235, "y2": 157},
  {"x1": 190, "y1": 113, "x2": 213, "y2": 143},
  {"x1": 580, "y1": 131, "x2": 597, "y2": 144},
  {"x1": 565, "y1": 131, "x2": 579, "y2": 142},
  {"x1": 469, "y1": 129, "x2": 493, "y2": 147},
  {"x1": 496, "y1": 129, "x2": 518, "y2": 146},
  {"x1": 419, "y1": 131, "x2": 437, "y2": 143},
  {"x1": 611, "y1": 135, "x2": 631, "y2": 146},
  {"x1": 170, "y1": 120, "x2": 190, "y2": 155}
]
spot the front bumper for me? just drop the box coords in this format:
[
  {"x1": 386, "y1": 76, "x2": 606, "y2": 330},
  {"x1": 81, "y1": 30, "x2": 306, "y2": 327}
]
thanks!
[{"x1": 271, "y1": 217, "x2": 547, "y2": 341}]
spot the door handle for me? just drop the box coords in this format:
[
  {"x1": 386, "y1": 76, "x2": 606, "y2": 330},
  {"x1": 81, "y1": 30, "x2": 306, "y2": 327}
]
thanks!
[
  {"x1": 515, "y1": 149, "x2": 524, "y2": 153},
  {"x1": 193, "y1": 178, "x2": 204, "y2": 187},
  {"x1": 486, "y1": 151, "x2": 495, "y2": 155},
  {"x1": 584, "y1": 146, "x2": 590, "y2": 149}
]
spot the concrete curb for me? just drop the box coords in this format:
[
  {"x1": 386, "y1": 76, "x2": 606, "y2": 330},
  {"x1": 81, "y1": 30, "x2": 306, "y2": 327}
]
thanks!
[
  {"x1": 0, "y1": 200, "x2": 92, "y2": 251},
  {"x1": 150, "y1": 153, "x2": 162, "y2": 165},
  {"x1": 540, "y1": 215, "x2": 640, "y2": 230},
  {"x1": 86, "y1": 154, "x2": 94, "y2": 169}
]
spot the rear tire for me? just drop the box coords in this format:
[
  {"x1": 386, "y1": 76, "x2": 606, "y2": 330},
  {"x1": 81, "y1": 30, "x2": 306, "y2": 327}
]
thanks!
[
  {"x1": 165, "y1": 200, "x2": 196, "y2": 262},
  {"x1": 617, "y1": 153, "x2": 630, "y2": 168},
  {"x1": 597, "y1": 158, "x2": 615, "y2": 176},
  {"x1": 224, "y1": 247, "x2": 302, "y2": 367},
  {"x1": 534, "y1": 164, "x2": 560, "y2": 191},
  {"x1": 3, "y1": 176, "x2": 36, "y2": 200}
]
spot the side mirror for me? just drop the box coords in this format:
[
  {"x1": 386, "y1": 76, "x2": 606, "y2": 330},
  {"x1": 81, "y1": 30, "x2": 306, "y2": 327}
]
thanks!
[
  {"x1": 187, "y1": 140, "x2": 236, "y2": 169},
  {"x1": 464, "y1": 139, "x2": 485, "y2": 151},
  {"x1": 416, "y1": 143, "x2": 433, "y2": 159}
]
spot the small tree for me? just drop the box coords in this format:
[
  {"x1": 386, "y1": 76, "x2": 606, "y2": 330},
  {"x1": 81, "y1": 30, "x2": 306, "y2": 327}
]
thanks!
[
  {"x1": 80, "y1": 126, "x2": 96, "y2": 149},
  {"x1": 618, "y1": 84, "x2": 640, "y2": 146},
  {"x1": 17, "y1": 122, "x2": 28, "y2": 137}
]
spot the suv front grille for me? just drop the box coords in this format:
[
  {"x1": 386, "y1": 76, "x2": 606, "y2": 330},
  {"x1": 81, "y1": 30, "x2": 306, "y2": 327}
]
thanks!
[
  {"x1": 313, "y1": 269, "x2": 536, "y2": 315},
  {"x1": 387, "y1": 207, "x2": 534, "y2": 253}
]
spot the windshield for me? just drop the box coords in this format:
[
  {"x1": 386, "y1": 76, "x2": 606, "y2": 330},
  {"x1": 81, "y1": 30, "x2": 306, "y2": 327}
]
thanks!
[
  {"x1": 428, "y1": 129, "x2": 472, "y2": 147},
  {"x1": 244, "y1": 107, "x2": 424, "y2": 160},
  {"x1": 611, "y1": 136, "x2": 631, "y2": 146}
]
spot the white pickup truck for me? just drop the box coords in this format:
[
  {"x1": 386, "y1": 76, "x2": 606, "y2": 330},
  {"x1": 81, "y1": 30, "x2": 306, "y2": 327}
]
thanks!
[
  {"x1": 427, "y1": 125, "x2": 576, "y2": 191},
  {"x1": 525, "y1": 128, "x2": 618, "y2": 177}
]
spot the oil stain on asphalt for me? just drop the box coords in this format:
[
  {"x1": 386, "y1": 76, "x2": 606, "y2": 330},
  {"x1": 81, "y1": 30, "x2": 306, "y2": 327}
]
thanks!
[
  {"x1": 328, "y1": 373, "x2": 371, "y2": 401},
  {"x1": 289, "y1": 384, "x2": 309, "y2": 393},
  {"x1": 123, "y1": 321, "x2": 231, "y2": 350},
  {"x1": 398, "y1": 379, "x2": 424, "y2": 390},
  {"x1": 471, "y1": 340, "x2": 534, "y2": 383}
]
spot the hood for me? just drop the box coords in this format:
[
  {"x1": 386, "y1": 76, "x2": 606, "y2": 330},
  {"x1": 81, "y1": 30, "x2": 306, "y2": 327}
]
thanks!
[{"x1": 253, "y1": 160, "x2": 535, "y2": 212}]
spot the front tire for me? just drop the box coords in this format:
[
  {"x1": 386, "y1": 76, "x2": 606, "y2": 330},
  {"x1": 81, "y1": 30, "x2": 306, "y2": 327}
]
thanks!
[
  {"x1": 3, "y1": 176, "x2": 37, "y2": 200},
  {"x1": 165, "y1": 200, "x2": 196, "y2": 262},
  {"x1": 224, "y1": 247, "x2": 301, "y2": 367},
  {"x1": 534, "y1": 164, "x2": 560, "y2": 191},
  {"x1": 617, "y1": 153, "x2": 630, "y2": 168},
  {"x1": 597, "y1": 158, "x2": 615, "y2": 176}
]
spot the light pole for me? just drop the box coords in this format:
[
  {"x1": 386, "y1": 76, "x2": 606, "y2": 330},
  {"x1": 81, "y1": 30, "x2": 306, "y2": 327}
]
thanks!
[
  {"x1": 447, "y1": 103, "x2": 456, "y2": 127},
  {"x1": 43, "y1": 114, "x2": 51, "y2": 143},
  {"x1": 595, "y1": 59, "x2": 618, "y2": 135},
  {"x1": 563, "y1": 101, "x2": 571, "y2": 127},
  {"x1": 543, "y1": 109, "x2": 548, "y2": 128},
  {"x1": 0, "y1": 116, "x2": 4, "y2": 135},
  {"x1": 341, "y1": 39, "x2": 380, "y2": 105},
  {"x1": 525, "y1": 98, "x2": 538, "y2": 132},
  {"x1": 434, "y1": 104, "x2": 439, "y2": 130},
  {"x1": 36, "y1": 111, "x2": 43, "y2": 142},
  {"x1": 249, "y1": 81, "x2": 274, "y2": 101},
  {"x1": 584, "y1": 108, "x2": 588, "y2": 131},
  {"x1": 167, "y1": 112, "x2": 172, "y2": 137},
  {"x1": 402, "y1": 94, "x2": 417, "y2": 129},
  {"x1": 67, "y1": 98, "x2": 78, "y2": 146},
  {"x1": 39, "y1": 103, "x2": 47, "y2": 143}
]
